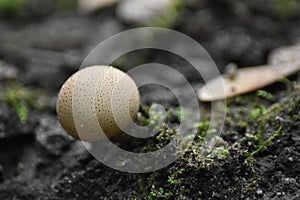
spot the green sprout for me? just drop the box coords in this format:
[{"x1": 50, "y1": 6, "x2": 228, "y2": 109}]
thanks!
[
  {"x1": 145, "y1": 104, "x2": 172, "y2": 130},
  {"x1": 213, "y1": 146, "x2": 229, "y2": 159},
  {"x1": 176, "y1": 106, "x2": 192, "y2": 121},
  {"x1": 248, "y1": 127, "x2": 283, "y2": 158},
  {"x1": 0, "y1": 0, "x2": 28, "y2": 15},
  {"x1": 148, "y1": 187, "x2": 172, "y2": 199},
  {"x1": 151, "y1": 0, "x2": 183, "y2": 28},
  {"x1": 256, "y1": 90, "x2": 273, "y2": 101},
  {"x1": 1, "y1": 83, "x2": 45, "y2": 123},
  {"x1": 53, "y1": 0, "x2": 76, "y2": 11},
  {"x1": 250, "y1": 105, "x2": 267, "y2": 120},
  {"x1": 167, "y1": 168, "x2": 185, "y2": 186},
  {"x1": 277, "y1": 77, "x2": 292, "y2": 87}
]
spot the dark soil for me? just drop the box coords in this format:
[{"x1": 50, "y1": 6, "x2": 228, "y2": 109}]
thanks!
[{"x1": 0, "y1": 0, "x2": 300, "y2": 199}]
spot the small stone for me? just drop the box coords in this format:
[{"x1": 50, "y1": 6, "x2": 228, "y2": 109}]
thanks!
[
  {"x1": 0, "y1": 60, "x2": 18, "y2": 80},
  {"x1": 256, "y1": 189, "x2": 263, "y2": 195},
  {"x1": 276, "y1": 192, "x2": 284, "y2": 197}
]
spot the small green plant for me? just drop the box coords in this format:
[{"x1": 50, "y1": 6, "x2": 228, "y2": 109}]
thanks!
[
  {"x1": 250, "y1": 105, "x2": 267, "y2": 120},
  {"x1": 194, "y1": 120, "x2": 218, "y2": 142},
  {"x1": 167, "y1": 168, "x2": 185, "y2": 186},
  {"x1": 155, "y1": 127, "x2": 175, "y2": 142},
  {"x1": 245, "y1": 177, "x2": 259, "y2": 191},
  {"x1": 256, "y1": 90, "x2": 273, "y2": 101},
  {"x1": 53, "y1": 0, "x2": 76, "y2": 11},
  {"x1": 193, "y1": 121, "x2": 210, "y2": 131},
  {"x1": 151, "y1": 0, "x2": 183, "y2": 28},
  {"x1": 176, "y1": 106, "x2": 192, "y2": 121},
  {"x1": 141, "y1": 173, "x2": 173, "y2": 200},
  {"x1": 1, "y1": 83, "x2": 44, "y2": 123},
  {"x1": 148, "y1": 187, "x2": 173, "y2": 199},
  {"x1": 277, "y1": 77, "x2": 292, "y2": 87},
  {"x1": 245, "y1": 127, "x2": 284, "y2": 165},
  {"x1": 249, "y1": 127, "x2": 283, "y2": 157},
  {"x1": 272, "y1": 0, "x2": 299, "y2": 19},
  {"x1": 0, "y1": 0, "x2": 28, "y2": 15},
  {"x1": 214, "y1": 146, "x2": 229, "y2": 159},
  {"x1": 145, "y1": 104, "x2": 171, "y2": 130}
]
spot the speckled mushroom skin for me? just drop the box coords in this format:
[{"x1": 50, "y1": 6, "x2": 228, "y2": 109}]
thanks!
[{"x1": 56, "y1": 66, "x2": 140, "y2": 141}]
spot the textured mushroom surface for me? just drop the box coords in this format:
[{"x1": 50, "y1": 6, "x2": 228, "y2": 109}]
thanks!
[{"x1": 56, "y1": 66, "x2": 140, "y2": 141}]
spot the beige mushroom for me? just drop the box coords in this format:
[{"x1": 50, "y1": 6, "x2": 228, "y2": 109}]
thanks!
[{"x1": 56, "y1": 65, "x2": 140, "y2": 141}]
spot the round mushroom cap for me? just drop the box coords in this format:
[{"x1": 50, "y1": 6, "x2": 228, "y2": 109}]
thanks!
[{"x1": 56, "y1": 65, "x2": 140, "y2": 141}]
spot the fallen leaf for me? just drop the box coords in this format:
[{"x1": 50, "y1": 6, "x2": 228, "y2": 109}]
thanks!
[{"x1": 198, "y1": 44, "x2": 300, "y2": 101}]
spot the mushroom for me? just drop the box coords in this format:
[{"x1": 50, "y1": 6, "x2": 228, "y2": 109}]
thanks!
[
  {"x1": 198, "y1": 44, "x2": 300, "y2": 101},
  {"x1": 56, "y1": 65, "x2": 140, "y2": 141}
]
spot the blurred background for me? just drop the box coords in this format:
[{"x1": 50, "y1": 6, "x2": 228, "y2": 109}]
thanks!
[{"x1": 1, "y1": 0, "x2": 299, "y2": 93}]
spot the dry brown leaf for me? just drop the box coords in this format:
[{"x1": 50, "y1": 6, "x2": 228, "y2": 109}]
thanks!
[{"x1": 198, "y1": 44, "x2": 300, "y2": 101}]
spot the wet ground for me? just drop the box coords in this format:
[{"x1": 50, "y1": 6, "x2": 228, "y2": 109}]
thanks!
[{"x1": 0, "y1": 0, "x2": 299, "y2": 199}]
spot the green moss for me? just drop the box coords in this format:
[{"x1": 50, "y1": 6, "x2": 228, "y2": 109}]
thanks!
[
  {"x1": 272, "y1": 0, "x2": 299, "y2": 19},
  {"x1": 277, "y1": 77, "x2": 292, "y2": 87},
  {"x1": 0, "y1": 82, "x2": 45, "y2": 123},
  {"x1": 143, "y1": 104, "x2": 172, "y2": 129},
  {"x1": 53, "y1": 0, "x2": 76, "y2": 11},
  {"x1": 250, "y1": 105, "x2": 266, "y2": 120},
  {"x1": 256, "y1": 90, "x2": 274, "y2": 101},
  {"x1": 0, "y1": 0, "x2": 28, "y2": 15},
  {"x1": 242, "y1": 87, "x2": 300, "y2": 161},
  {"x1": 167, "y1": 168, "x2": 185, "y2": 186},
  {"x1": 0, "y1": 0, "x2": 77, "y2": 16},
  {"x1": 135, "y1": 173, "x2": 173, "y2": 200},
  {"x1": 135, "y1": 83, "x2": 300, "y2": 199},
  {"x1": 148, "y1": 187, "x2": 173, "y2": 199},
  {"x1": 175, "y1": 106, "x2": 193, "y2": 121},
  {"x1": 150, "y1": 0, "x2": 183, "y2": 28},
  {"x1": 245, "y1": 177, "x2": 259, "y2": 191},
  {"x1": 245, "y1": 127, "x2": 284, "y2": 161},
  {"x1": 213, "y1": 147, "x2": 229, "y2": 159}
]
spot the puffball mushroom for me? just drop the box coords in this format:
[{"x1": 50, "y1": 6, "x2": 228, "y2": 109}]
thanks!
[{"x1": 56, "y1": 65, "x2": 140, "y2": 141}]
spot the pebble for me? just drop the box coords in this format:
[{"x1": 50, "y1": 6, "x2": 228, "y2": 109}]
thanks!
[
  {"x1": 0, "y1": 61, "x2": 18, "y2": 81},
  {"x1": 288, "y1": 157, "x2": 294, "y2": 162},
  {"x1": 256, "y1": 189, "x2": 263, "y2": 195},
  {"x1": 276, "y1": 191, "x2": 284, "y2": 197}
]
